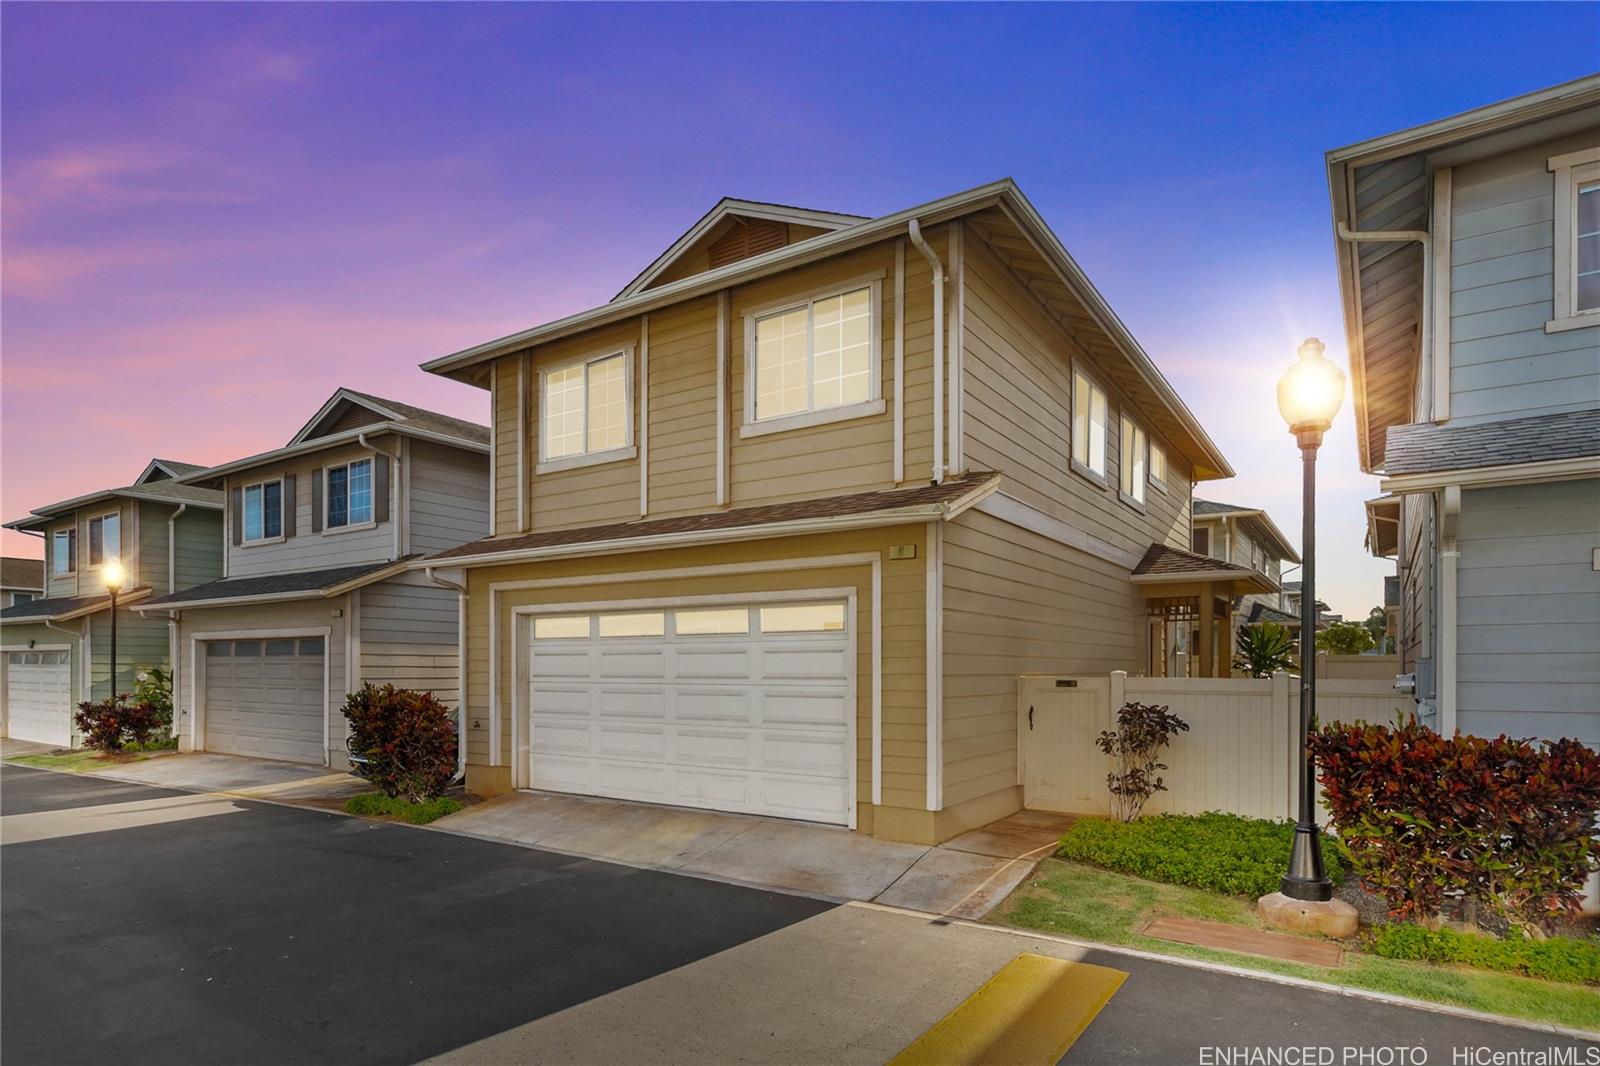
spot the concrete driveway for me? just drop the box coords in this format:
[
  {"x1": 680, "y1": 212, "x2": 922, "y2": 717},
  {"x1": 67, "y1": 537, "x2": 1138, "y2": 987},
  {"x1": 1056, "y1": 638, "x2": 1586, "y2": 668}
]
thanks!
[{"x1": 4, "y1": 763, "x2": 1593, "y2": 1065}]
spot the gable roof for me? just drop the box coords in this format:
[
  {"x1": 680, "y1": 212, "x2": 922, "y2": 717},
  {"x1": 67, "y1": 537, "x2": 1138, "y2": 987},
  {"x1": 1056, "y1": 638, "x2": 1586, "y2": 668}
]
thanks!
[
  {"x1": 1, "y1": 556, "x2": 44, "y2": 590},
  {"x1": 1130, "y1": 543, "x2": 1279, "y2": 594},
  {"x1": 135, "y1": 459, "x2": 209, "y2": 484},
  {"x1": 288, "y1": 388, "x2": 490, "y2": 447},
  {"x1": 423, "y1": 178, "x2": 1235, "y2": 481},
  {"x1": 614, "y1": 198, "x2": 868, "y2": 302},
  {"x1": 3, "y1": 461, "x2": 224, "y2": 534},
  {"x1": 1326, "y1": 74, "x2": 1600, "y2": 472},
  {"x1": 1191, "y1": 498, "x2": 1300, "y2": 563}
]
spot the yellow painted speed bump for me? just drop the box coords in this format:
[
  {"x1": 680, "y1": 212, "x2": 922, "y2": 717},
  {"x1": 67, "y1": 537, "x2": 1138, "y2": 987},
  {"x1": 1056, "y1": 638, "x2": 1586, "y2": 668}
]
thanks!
[{"x1": 888, "y1": 953, "x2": 1126, "y2": 1066}]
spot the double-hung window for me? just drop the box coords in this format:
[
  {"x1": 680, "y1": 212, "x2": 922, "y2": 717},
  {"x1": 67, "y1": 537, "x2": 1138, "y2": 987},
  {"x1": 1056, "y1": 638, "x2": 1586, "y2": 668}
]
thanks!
[
  {"x1": 1149, "y1": 442, "x2": 1168, "y2": 493},
  {"x1": 325, "y1": 459, "x2": 373, "y2": 529},
  {"x1": 1548, "y1": 148, "x2": 1600, "y2": 331},
  {"x1": 540, "y1": 350, "x2": 631, "y2": 467},
  {"x1": 1071, "y1": 367, "x2": 1109, "y2": 481},
  {"x1": 746, "y1": 280, "x2": 880, "y2": 432},
  {"x1": 51, "y1": 528, "x2": 76, "y2": 576},
  {"x1": 243, "y1": 479, "x2": 284, "y2": 542},
  {"x1": 1119, "y1": 415, "x2": 1147, "y2": 506},
  {"x1": 88, "y1": 512, "x2": 120, "y2": 566}
]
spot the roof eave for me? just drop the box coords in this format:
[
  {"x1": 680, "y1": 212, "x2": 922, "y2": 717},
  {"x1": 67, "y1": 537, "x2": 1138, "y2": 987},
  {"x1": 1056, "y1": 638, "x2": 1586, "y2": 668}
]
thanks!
[
  {"x1": 135, "y1": 560, "x2": 412, "y2": 613},
  {"x1": 177, "y1": 423, "x2": 489, "y2": 486}
]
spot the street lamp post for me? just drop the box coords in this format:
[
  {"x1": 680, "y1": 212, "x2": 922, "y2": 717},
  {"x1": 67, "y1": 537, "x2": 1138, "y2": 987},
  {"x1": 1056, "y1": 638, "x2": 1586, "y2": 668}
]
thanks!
[
  {"x1": 1274, "y1": 338, "x2": 1344, "y2": 904},
  {"x1": 102, "y1": 559, "x2": 125, "y2": 700}
]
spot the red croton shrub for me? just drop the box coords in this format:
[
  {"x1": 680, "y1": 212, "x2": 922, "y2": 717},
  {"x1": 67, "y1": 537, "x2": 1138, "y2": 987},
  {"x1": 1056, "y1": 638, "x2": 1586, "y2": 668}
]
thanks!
[
  {"x1": 341, "y1": 684, "x2": 458, "y2": 803},
  {"x1": 1309, "y1": 720, "x2": 1600, "y2": 937},
  {"x1": 74, "y1": 697, "x2": 165, "y2": 752}
]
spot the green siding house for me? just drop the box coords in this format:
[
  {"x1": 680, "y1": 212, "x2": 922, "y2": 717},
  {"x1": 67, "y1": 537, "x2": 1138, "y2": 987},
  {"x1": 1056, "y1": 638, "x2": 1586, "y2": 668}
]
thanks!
[{"x1": 1, "y1": 459, "x2": 224, "y2": 746}]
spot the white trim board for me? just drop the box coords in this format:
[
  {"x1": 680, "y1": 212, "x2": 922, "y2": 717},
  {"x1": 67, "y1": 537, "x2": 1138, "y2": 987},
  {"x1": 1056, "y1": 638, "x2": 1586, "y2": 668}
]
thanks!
[{"x1": 973, "y1": 492, "x2": 1142, "y2": 571}]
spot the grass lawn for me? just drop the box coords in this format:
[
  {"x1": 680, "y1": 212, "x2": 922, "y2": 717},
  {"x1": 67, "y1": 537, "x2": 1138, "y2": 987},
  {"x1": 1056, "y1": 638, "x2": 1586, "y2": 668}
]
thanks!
[
  {"x1": 992, "y1": 859, "x2": 1600, "y2": 1033},
  {"x1": 5, "y1": 749, "x2": 153, "y2": 773},
  {"x1": 344, "y1": 792, "x2": 463, "y2": 825}
]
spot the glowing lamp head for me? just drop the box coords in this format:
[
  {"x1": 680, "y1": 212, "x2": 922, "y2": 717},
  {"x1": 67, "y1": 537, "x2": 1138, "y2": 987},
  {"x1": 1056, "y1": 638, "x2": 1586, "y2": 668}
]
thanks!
[
  {"x1": 1277, "y1": 337, "x2": 1345, "y2": 440},
  {"x1": 100, "y1": 558, "x2": 126, "y2": 593}
]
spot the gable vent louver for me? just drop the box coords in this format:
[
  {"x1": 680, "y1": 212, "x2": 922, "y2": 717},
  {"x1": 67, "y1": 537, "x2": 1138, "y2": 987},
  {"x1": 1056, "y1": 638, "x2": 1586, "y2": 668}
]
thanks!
[{"x1": 708, "y1": 218, "x2": 788, "y2": 268}]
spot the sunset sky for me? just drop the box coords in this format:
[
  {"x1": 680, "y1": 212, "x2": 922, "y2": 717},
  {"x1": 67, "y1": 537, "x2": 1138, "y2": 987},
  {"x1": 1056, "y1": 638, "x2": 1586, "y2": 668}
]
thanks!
[{"x1": 3, "y1": 3, "x2": 1594, "y2": 617}]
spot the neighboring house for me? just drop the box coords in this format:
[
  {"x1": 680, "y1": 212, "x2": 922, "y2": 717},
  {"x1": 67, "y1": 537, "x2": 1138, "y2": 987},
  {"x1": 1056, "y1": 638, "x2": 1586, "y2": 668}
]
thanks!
[
  {"x1": 135, "y1": 390, "x2": 490, "y2": 766},
  {"x1": 1191, "y1": 498, "x2": 1299, "y2": 637},
  {"x1": 416, "y1": 180, "x2": 1260, "y2": 846},
  {"x1": 1, "y1": 459, "x2": 223, "y2": 746},
  {"x1": 1328, "y1": 76, "x2": 1600, "y2": 744},
  {"x1": 1281, "y1": 581, "x2": 1339, "y2": 629},
  {"x1": 2, "y1": 556, "x2": 44, "y2": 607}
]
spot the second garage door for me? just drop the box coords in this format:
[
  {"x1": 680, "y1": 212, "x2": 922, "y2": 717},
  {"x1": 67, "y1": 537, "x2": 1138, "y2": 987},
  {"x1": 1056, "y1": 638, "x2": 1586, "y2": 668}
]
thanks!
[
  {"x1": 203, "y1": 637, "x2": 326, "y2": 765},
  {"x1": 529, "y1": 600, "x2": 853, "y2": 825},
  {"x1": 5, "y1": 651, "x2": 72, "y2": 747}
]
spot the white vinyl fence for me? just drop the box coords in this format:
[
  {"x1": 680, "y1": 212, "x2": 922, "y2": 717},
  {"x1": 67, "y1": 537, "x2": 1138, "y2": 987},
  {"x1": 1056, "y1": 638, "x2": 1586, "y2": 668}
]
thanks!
[{"x1": 1019, "y1": 671, "x2": 1410, "y2": 822}]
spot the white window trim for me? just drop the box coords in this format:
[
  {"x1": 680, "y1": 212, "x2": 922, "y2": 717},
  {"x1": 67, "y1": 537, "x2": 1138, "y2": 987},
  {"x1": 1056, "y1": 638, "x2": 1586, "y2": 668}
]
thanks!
[
  {"x1": 241, "y1": 476, "x2": 287, "y2": 546},
  {"x1": 321, "y1": 457, "x2": 376, "y2": 535},
  {"x1": 535, "y1": 345, "x2": 636, "y2": 473},
  {"x1": 1149, "y1": 441, "x2": 1169, "y2": 494},
  {"x1": 1548, "y1": 147, "x2": 1600, "y2": 333},
  {"x1": 740, "y1": 272, "x2": 885, "y2": 438},
  {"x1": 51, "y1": 527, "x2": 76, "y2": 577},
  {"x1": 1117, "y1": 414, "x2": 1148, "y2": 511},
  {"x1": 86, "y1": 509, "x2": 122, "y2": 569},
  {"x1": 1070, "y1": 362, "x2": 1110, "y2": 487}
]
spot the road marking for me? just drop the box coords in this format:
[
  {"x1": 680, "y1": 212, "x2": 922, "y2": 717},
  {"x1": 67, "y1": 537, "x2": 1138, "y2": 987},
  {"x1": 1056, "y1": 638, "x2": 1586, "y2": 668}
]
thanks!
[{"x1": 889, "y1": 952, "x2": 1126, "y2": 1066}]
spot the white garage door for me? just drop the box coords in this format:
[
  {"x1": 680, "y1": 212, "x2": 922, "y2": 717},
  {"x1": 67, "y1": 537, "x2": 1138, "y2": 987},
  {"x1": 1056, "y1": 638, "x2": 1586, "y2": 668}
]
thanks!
[
  {"x1": 529, "y1": 600, "x2": 853, "y2": 825},
  {"x1": 203, "y1": 637, "x2": 326, "y2": 764},
  {"x1": 5, "y1": 651, "x2": 72, "y2": 747}
]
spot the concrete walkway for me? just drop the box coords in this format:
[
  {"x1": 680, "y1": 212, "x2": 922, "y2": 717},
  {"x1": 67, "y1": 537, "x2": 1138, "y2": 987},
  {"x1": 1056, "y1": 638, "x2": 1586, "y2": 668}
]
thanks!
[
  {"x1": 17, "y1": 750, "x2": 370, "y2": 805},
  {"x1": 435, "y1": 792, "x2": 1072, "y2": 915}
]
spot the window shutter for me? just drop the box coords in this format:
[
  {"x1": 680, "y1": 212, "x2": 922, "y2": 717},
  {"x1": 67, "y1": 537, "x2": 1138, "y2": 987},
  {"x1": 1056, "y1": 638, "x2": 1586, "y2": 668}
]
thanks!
[
  {"x1": 374, "y1": 455, "x2": 390, "y2": 524},
  {"x1": 282, "y1": 474, "x2": 297, "y2": 538},
  {"x1": 311, "y1": 469, "x2": 323, "y2": 533},
  {"x1": 68, "y1": 528, "x2": 78, "y2": 572},
  {"x1": 231, "y1": 488, "x2": 242, "y2": 546}
]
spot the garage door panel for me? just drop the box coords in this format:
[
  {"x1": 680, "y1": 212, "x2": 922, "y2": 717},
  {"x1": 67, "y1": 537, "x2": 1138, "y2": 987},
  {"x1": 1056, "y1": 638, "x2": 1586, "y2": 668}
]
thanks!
[
  {"x1": 6, "y1": 651, "x2": 73, "y2": 747},
  {"x1": 528, "y1": 599, "x2": 852, "y2": 826},
  {"x1": 204, "y1": 639, "x2": 324, "y2": 765}
]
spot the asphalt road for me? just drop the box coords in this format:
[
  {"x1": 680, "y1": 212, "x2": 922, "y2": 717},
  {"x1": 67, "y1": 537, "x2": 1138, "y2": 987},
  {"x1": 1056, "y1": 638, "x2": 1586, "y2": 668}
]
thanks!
[{"x1": 3, "y1": 764, "x2": 1595, "y2": 1066}]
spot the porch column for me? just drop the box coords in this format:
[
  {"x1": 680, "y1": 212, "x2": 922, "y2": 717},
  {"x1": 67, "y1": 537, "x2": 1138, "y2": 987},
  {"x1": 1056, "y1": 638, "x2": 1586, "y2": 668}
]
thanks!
[
  {"x1": 1198, "y1": 581, "x2": 1215, "y2": 677},
  {"x1": 1218, "y1": 596, "x2": 1233, "y2": 679}
]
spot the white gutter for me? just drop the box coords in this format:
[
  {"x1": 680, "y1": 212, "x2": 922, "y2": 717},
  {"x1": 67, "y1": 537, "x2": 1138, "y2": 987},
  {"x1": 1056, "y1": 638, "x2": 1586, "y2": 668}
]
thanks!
[
  {"x1": 166, "y1": 504, "x2": 187, "y2": 594},
  {"x1": 424, "y1": 566, "x2": 469, "y2": 784},
  {"x1": 359, "y1": 432, "x2": 404, "y2": 561},
  {"x1": 1336, "y1": 220, "x2": 1434, "y2": 421},
  {"x1": 906, "y1": 219, "x2": 946, "y2": 484}
]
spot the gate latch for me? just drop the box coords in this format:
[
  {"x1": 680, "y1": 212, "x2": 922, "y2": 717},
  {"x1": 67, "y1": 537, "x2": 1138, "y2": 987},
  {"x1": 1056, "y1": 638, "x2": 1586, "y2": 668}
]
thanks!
[{"x1": 1028, "y1": 705, "x2": 1034, "y2": 730}]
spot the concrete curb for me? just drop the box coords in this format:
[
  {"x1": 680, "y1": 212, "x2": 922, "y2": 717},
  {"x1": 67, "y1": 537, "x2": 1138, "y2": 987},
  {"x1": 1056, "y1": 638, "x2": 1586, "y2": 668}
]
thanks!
[{"x1": 10, "y1": 757, "x2": 1596, "y2": 1042}]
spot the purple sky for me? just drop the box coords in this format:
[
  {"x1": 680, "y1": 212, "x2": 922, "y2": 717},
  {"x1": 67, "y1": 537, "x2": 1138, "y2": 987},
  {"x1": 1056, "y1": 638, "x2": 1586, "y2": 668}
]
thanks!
[{"x1": 3, "y1": 3, "x2": 1594, "y2": 617}]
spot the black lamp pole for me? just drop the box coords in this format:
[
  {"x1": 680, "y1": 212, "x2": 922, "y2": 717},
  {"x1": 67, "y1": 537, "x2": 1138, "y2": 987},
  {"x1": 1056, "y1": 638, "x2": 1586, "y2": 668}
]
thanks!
[{"x1": 108, "y1": 584, "x2": 119, "y2": 700}]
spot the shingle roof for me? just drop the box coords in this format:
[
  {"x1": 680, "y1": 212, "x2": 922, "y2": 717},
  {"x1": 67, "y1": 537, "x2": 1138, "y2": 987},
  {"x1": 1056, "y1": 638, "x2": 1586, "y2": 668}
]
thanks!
[
  {"x1": 141, "y1": 559, "x2": 409, "y2": 609},
  {"x1": 1245, "y1": 602, "x2": 1302, "y2": 628},
  {"x1": 1133, "y1": 543, "x2": 1265, "y2": 579},
  {"x1": 153, "y1": 459, "x2": 208, "y2": 477},
  {"x1": 428, "y1": 472, "x2": 1001, "y2": 563},
  {"x1": 1, "y1": 556, "x2": 43, "y2": 589},
  {"x1": 343, "y1": 390, "x2": 490, "y2": 446},
  {"x1": 3, "y1": 478, "x2": 223, "y2": 532},
  {"x1": 1385, "y1": 409, "x2": 1600, "y2": 476},
  {"x1": 1193, "y1": 499, "x2": 1251, "y2": 516},
  {"x1": 1, "y1": 588, "x2": 151, "y2": 623}
]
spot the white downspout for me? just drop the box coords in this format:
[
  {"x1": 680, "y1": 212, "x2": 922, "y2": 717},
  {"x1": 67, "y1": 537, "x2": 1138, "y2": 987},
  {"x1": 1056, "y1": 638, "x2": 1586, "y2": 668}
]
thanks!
[
  {"x1": 425, "y1": 566, "x2": 469, "y2": 784},
  {"x1": 907, "y1": 219, "x2": 946, "y2": 485},
  {"x1": 359, "y1": 432, "x2": 403, "y2": 561},
  {"x1": 166, "y1": 503, "x2": 187, "y2": 594},
  {"x1": 1336, "y1": 221, "x2": 1434, "y2": 419}
]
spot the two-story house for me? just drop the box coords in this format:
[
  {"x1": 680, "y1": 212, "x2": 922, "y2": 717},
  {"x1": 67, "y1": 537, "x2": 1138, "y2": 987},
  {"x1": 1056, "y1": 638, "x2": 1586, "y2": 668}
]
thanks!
[
  {"x1": 135, "y1": 390, "x2": 490, "y2": 766},
  {"x1": 2, "y1": 557, "x2": 44, "y2": 607},
  {"x1": 1, "y1": 459, "x2": 224, "y2": 746},
  {"x1": 417, "y1": 181, "x2": 1262, "y2": 845},
  {"x1": 1329, "y1": 76, "x2": 1600, "y2": 744},
  {"x1": 1191, "y1": 498, "x2": 1300, "y2": 637}
]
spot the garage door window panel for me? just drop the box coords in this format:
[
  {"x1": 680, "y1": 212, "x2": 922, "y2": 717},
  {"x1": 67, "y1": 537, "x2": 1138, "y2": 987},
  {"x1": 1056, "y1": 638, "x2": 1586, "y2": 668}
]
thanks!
[
  {"x1": 759, "y1": 603, "x2": 846, "y2": 633},
  {"x1": 674, "y1": 607, "x2": 750, "y2": 636},
  {"x1": 535, "y1": 615, "x2": 591, "y2": 640}
]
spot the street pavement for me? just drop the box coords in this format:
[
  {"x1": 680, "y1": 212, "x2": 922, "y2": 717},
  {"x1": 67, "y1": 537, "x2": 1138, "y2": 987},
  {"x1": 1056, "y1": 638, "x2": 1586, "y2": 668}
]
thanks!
[{"x1": 3, "y1": 763, "x2": 1594, "y2": 1065}]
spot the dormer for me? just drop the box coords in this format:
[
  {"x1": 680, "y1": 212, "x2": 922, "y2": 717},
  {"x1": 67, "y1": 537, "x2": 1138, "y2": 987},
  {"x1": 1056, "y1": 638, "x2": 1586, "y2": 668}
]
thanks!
[{"x1": 614, "y1": 198, "x2": 866, "y2": 301}]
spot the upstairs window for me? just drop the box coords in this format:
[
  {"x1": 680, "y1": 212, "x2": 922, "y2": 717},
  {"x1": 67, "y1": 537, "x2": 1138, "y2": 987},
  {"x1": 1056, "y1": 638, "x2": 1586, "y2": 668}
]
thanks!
[
  {"x1": 88, "y1": 512, "x2": 120, "y2": 566},
  {"x1": 1071, "y1": 367, "x2": 1108, "y2": 481},
  {"x1": 541, "y1": 350, "x2": 631, "y2": 464},
  {"x1": 1119, "y1": 416, "x2": 1147, "y2": 506},
  {"x1": 51, "y1": 528, "x2": 76, "y2": 576},
  {"x1": 1191, "y1": 526, "x2": 1211, "y2": 557},
  {"x1": 243, "y1": 479, "x2": 284, "y2": 542},
  {"x1": 746, "y1": 281, "x2": 880, "y2": 429},
  {"x1": 1577, "y1": 179, "x2": 1599, "y2": 313},
  {"x1": 1548, "y1": 148, "x2": 1600, "y2": 330},
  {"x1": 1149, "y1": 443, "x2": 1168, "y2": 492},
  {"x1": 326, "y1": 459, "x2": 373, "y2": 528}
]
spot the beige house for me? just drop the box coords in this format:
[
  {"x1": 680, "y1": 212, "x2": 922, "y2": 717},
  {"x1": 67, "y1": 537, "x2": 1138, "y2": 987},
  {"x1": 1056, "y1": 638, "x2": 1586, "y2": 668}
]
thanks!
[{"x1": 420, "y1": 181, "x2": 1254, "y2": 844}]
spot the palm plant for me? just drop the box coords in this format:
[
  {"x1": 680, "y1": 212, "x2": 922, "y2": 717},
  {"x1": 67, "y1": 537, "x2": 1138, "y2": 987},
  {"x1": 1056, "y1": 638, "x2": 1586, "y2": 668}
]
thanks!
[{"x1": 1234, "y1": 621, "x2": 1296, "y2": 678}]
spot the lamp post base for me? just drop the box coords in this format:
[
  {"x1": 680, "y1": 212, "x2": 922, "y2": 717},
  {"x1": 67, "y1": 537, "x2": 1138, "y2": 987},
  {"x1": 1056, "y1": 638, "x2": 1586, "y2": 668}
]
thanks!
[
  {"x1": 1281, "y1": 823, "x2": 1333, "y2": 902},
  {"x1": 1257, "y1": 892, "x2": 1358, "y2": 938}
]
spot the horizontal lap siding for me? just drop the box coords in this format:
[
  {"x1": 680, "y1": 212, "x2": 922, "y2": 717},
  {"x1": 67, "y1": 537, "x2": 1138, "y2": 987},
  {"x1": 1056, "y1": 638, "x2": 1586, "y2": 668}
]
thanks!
[
  {"x1": 493, "y1": 359, "x2": 520, "y2": 534},
  {"x1": 462, "y1": 526, "x2": 928, "y2": 815},
  {"x1": 174, "y1": 509, "x2": 224, "y2": 591},
  {"x1": 646, "y1": 296, "x2": 719, "y2": 517},
  {"x1": 1449, "y1": 128, "x2": 1600, "y2": 425},
  {"x1": 1456, "y1": 481, "x2": 1599, "y2": 744},
  {"x1": 227, "y1": 440, "x2": 397, "y2": 577},
  {"x1": 408, "y1": 440, "x2": 490, "y2": 555},
  {"x1": 942, "y1": 510, "x2": 1146, "y2": 809},
  {"x1": 46, "y1": 500, "x2": 137, "y2": 598},
  {"x1": 961, "y1": 239, "x2": 1192, "y2": 558},
  {"x1": 89, "y1": 608, "x2": 171, "y2": 700}
]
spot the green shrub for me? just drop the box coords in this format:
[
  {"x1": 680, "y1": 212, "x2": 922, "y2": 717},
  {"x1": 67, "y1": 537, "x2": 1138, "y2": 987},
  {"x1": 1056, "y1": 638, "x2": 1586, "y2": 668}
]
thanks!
[
  {"x1": 1370, "y1": 924, "x2": 1600, "y2": 985},
  {"x1": 344, "y1": 792, "x2": 463, "y2": 825},
  {"x1": 1057, "y1": 812, "x2": 1345, "y2": 898}
]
